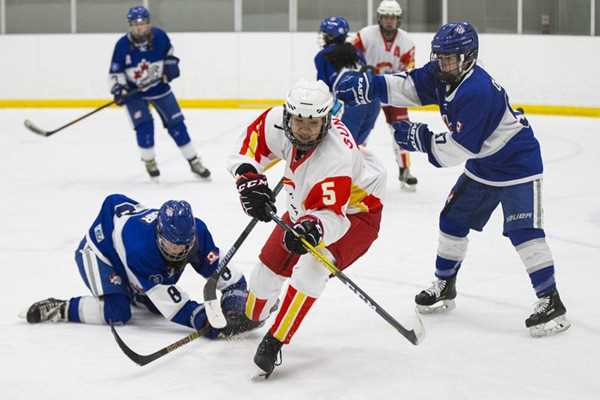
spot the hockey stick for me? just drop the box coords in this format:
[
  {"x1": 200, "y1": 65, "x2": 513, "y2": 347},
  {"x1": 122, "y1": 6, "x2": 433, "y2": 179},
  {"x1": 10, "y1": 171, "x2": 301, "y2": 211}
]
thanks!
[
  {"x1": 269, "y1": 211, "x2": 425, "y2": 345},
  {"x1": 204, "y1": 178, "x2": 285, "y2": 328},
  {"x1": 110, "y1": 323, "x2": 210, "y2": 366},
  {"x1": 24, "y1": 79, "x2": 161, "y2": 137}
]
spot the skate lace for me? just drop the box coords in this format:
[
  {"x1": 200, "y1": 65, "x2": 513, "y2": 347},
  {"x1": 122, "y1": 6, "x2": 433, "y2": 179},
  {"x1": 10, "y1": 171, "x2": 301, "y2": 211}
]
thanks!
[
  {"x1": 532, "y1": 297, "x2": 551, "y2": 314},
  {"x1": 41, "y1": 300, "x2": 64, "y2": 322},
  {"x1": 425, "y1": 280, "x2": 446, "y2": 297}
]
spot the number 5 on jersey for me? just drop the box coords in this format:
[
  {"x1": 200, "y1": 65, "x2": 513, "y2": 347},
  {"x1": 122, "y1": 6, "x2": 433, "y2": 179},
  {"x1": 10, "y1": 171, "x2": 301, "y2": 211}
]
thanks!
[{"x1": 304, "y1": 177, "x2": 352, "y2": 215}]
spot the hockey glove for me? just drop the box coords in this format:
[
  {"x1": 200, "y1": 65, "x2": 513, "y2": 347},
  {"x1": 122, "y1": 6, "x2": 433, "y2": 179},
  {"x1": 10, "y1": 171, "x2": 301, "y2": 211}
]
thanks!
[
  {"x1": 163, "y1": 55, "x2": 181, "y2": 82},
  {"x1": 110, "y1": 83, "x2": 128, "y2": 106},
  {"x1": 283, "y1": 217, "x2": 323, "y2": 255},
  {"x1": 393, "y1": 120, "x2": 433, "y2": 153},
  {"x1": 236, "y1": 172, "x2": 276, "y2": 222}
]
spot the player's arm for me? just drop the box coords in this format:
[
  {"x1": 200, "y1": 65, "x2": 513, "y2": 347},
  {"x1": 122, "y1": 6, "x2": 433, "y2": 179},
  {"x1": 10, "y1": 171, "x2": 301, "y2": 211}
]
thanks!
[
  {"x1": 161, "y1": 29, "x2": 180, "y2": 82},
  {"x1": 393, "y1": 87, "x2": 495, "y2": 168},
  {"x1": 108, "y1": 41, "x2": 129, "y2": 104}
]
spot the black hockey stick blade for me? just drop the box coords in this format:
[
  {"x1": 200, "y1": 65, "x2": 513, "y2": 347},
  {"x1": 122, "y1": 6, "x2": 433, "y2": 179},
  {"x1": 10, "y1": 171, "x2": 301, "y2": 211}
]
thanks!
[
  {"x1": 110, "y1": 324, "x2": 209, "y2": 366},
  {"x1": 24, "y1": 119, "x2": 52, "y2": 137}
]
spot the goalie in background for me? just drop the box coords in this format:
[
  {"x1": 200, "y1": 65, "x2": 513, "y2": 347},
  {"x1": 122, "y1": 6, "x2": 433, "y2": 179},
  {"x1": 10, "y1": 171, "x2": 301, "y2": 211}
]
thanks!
[
  {"x1": 335, "y1": 21, "x2": 570, "y2": 337},
  {"x1": 22, "y1": 193, "x2": 258, "y2": 339},
  {"x1": 108, "y1": 5, "x2": 210, "y2": 180}
]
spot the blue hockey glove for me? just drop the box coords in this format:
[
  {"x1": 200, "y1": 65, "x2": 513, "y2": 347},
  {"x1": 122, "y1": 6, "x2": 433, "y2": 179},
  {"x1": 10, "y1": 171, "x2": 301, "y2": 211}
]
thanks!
[
  {"x1": 283, "y1": 217, "x2": 323, "y2": 255},
  {"x1": 333, "y1": 70, "x2": 374, "y2": 106},
  {"x1": 110, "y1": 83, "x2": 128, "y2": 106},
  {"x1": 163, "y1": 56, "x2": 180, "y2": 82},
  {"x1": 393, "y1": 120, "x2": 433, "y2": 153}
]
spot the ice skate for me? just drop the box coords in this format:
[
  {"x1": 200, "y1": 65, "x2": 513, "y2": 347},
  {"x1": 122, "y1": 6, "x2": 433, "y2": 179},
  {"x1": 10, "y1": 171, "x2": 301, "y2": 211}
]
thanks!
[
  {"x1": 415, "y1": 276, "x2": 457, "y2": 314},
  {"x1": 189, "y1": 156, "x2": 211, "y2": 179},
  {"x1": 399, "y1": 167, "x2": 417, "y2": 192},
  {"x1": 144, "y1": 159, "x2": 160, "y2": 180},
  {"x1": 23, "y1": 298, "x2": 68, "y2": 323},
  {"x1": 526, "y1": 291, "x2": 571, "y2": 337},
  {"x1": 252, "y1": 333, "x2": 283, "y2": 379}
]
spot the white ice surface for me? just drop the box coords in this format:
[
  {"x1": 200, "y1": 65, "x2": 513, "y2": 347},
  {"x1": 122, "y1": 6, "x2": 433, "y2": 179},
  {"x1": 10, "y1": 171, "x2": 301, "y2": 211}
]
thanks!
[{"x1": 1, "y1": 108, "x2": 599, "y2": 399}]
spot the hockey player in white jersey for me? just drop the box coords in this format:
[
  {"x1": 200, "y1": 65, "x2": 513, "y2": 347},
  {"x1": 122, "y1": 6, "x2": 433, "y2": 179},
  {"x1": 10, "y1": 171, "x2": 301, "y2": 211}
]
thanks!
[
  {"x1": 353, "y1": 0, "x2": 418, "y2": 190},
  {"x1": 227, "y1": 80, "x2": 386, "y2": 378},
  {"x1": 335, "y1": 21, "x2": 570, "y2": 337}
]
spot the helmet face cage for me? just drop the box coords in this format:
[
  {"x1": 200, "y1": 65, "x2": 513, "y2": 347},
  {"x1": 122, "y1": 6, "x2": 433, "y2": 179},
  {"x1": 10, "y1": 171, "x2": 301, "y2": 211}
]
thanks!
[
  {"x1": 283, "y1": 80, "x2": 333, "y2": 152},
  {"x1": 156, "y1": 200, "x2": 196, "y2": 264},
  {"x1": 127, "y1": 6, "x2": 151, "y2": 43},
  {"x1": 430, "y1": 21, "x2": 479, "y2": 84}
]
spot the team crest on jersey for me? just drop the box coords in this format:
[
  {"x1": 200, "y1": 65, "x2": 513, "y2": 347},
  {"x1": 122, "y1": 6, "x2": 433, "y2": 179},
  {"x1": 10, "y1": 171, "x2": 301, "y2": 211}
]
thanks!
[
  {"x1": 150, "y1": 274, "x2": 163, "y2": 285},
  {"x1": 108, "y1": 272, "x2": 122, "y2": 286},
  {"x1": 93, "y1": 224, "x2": 105, "y2": 243},
  {"x1": 133, "y1": 59, "x2": 150, "y2": 80}
]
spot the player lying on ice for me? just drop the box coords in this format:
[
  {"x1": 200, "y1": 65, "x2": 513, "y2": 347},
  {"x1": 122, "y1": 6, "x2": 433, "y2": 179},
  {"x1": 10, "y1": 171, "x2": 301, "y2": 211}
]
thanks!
[
  {"x1": 228, "y1": 79, "x2": 386, "y2": 378},
  {"x1": 22, "y1": 194, "x2": 259, "y2": 339},
  {"x1": 334, "y1": 21, "x2": 570, "y2": 338}
]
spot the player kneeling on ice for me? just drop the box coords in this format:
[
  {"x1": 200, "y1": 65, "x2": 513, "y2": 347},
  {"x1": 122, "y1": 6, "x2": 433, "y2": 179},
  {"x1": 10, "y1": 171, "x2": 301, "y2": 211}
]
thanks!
[
  {"x1": 109, "y1": 6, "x2": 210, "y2": 180},
  {"x1": 23, "y1": 194, "x2": 258, "y2": 339},
  {"x1": 335, "y1": 21, "x2": 570, "y2": 337},
  {"x1": 228, "y1": 80, "x2": 386, "y2": 378}
]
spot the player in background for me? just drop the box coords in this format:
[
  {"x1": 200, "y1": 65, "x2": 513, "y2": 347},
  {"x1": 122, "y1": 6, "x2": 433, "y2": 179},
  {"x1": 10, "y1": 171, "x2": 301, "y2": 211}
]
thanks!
[
  {"x1": 353, "y1": 0, "x2": 418, "y2": 191},
  {"x1": 335, "y1": 21, "x2": 570, "y2": 337},
  {"x1": 109, "y1": 6, "x2": 210, "y2": 180},
  {"x1": 22, "y1": 194, "x2": 258, "y2": 339},
  {"x1": 314, "y1": 16, "x2": 382, "y2": 147},
  {"x1": 228, "y1": 80, "x2": 386, "y2": 378}
]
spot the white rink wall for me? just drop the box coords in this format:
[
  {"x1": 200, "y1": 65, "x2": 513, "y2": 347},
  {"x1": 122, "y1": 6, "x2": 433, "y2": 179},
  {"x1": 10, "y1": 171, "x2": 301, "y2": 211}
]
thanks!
[{"x1": 1, "y1": 32, "x2": 598, "y2": 106}]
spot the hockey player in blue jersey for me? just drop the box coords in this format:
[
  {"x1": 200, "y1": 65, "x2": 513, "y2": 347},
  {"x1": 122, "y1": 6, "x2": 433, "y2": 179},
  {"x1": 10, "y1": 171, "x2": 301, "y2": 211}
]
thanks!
[
  {"x1": 109, "y1": 6, "x2": 210, "y2": 180},
  {"x1": 334, "y1": 21, "x2": 570, "y2": 337},
  {"x1": 23, "y1": 194, "x2": 260, "y2": 338},
  {"x1": 314, "y1": 16, "x2": 381, "y2": 145}
]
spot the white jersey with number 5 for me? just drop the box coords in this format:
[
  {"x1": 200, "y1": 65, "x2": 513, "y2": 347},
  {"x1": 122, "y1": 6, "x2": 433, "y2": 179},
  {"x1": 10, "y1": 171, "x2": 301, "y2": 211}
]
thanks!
[{"x1": 227, "y1": 106, "x2": 386, "y2": 245}]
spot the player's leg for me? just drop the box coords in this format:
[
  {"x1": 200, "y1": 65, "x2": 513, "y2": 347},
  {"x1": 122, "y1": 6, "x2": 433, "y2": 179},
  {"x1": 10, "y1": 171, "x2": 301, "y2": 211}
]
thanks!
[
  {"x1": 383, "y1": 106, "x2": 417, "y2": 191},
  {"x1": 501, "y1": 179, "x2": 570, "y2": 337},
  {"x1": 416, "y1": 175, "x2": 499, "y2": 313},
  {"x1": 125, "y1": 98, "x2": 159, "y2": 178},
  {"x1": 254, "y1": 208, "x2": 382, "y2": 377},
  {"x1": 152, "y1": 93, "x2": 211, "y2": 178},
  {"x1": 25, "y1": 238, "x2": 132, "y2": 324}
]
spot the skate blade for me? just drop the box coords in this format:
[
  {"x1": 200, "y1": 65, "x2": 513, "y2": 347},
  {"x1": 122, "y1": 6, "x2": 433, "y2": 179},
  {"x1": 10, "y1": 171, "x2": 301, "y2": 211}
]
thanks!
[
  {"x1": 251, "y1": 369, "x2": 273, "y2": 381},
  {"x1": 416, "y1": 299, "x2": 456, "y2": 314},
  {"x1": 529, "y1": 315, "x2": 571, "y2": 337},
  {"x1": 400, "y1": 182, "x2": 417, "y2": 192}
]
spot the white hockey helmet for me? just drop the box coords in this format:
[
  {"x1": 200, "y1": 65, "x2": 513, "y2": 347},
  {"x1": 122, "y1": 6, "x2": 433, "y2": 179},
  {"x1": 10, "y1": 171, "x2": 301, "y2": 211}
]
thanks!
[
  {"x1": 283, "y1": 80, "x2": 334, "y2": 151},
  {"x1": 377, "y1": 0, "x2": 403, "y2": 17}
]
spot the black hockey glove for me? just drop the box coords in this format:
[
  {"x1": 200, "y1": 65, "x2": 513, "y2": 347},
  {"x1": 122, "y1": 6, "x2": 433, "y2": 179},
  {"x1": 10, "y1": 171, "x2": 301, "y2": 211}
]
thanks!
[
  {"x1": 236, "y1": 172, "x2": 276, "y2": 222},
  {"x1": 283, "y1": 217, "x2": 323, "y2": 255},
  {"x1": 110, "y1": 83, "x2": 128, "y2": 106},
  {"x1": 163, "y1": 55, "x2": 181, "y2": 82}
]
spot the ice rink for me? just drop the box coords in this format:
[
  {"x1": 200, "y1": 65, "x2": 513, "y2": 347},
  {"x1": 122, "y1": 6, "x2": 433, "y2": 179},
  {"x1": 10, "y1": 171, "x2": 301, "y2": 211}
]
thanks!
[{"x1": 1, "y1": 107, "x2": 599, "y2": 399}]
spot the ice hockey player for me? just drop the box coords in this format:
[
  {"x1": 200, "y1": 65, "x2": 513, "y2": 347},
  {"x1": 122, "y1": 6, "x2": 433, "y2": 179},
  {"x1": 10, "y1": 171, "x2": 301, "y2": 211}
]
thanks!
[
  {"x1": 227, "y1": 79, "x2": 386, "y2": 378},
  {"x1": 314, "y1": 16, "x2": 381, "y2": 148},
  {"x1": 23, "y1": 194, "x2": 258, "y2": 339},
  {"x1": 353, "y1": 0, "x2": 418, "y2": 190},
  {"x1": 334, "y1": 21, "x2": 570, "y2": 337},
  {"x1": 109, "y1": 6, "x2": 210, "y2": 180}
]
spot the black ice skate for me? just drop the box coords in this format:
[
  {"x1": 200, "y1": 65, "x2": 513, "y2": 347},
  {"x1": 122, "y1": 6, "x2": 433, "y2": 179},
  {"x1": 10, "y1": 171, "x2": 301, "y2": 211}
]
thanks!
[
  {"x1": 399, "y1": 167, "x2": 418, "y2": 192},
  {"x1": 526, "y1": 291, "x2": 571, "y2": 337},
  {"x1": 189, "y1": 156, "x2": 211, "y2": 179},
  {"x1": 415, "y1": 276, "x2": 457, "y2": 314},
  {"x1": 144, "y1": 159, "x2": 160, "y2": 179},
  {"x1": 25, "y1": 298, "x2": 68, "y2": 323},
  {"x1": 253, "y1": 333, "x2": 283, "y2": 379}
]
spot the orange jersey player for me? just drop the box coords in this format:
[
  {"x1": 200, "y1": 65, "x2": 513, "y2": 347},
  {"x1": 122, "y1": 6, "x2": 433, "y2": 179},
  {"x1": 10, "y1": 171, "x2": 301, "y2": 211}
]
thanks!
[
  {"x1": 353, "y1": 0, "x2": 418, "y2": 190},
  {"x1": 227, "y1": 80, "x2": 386, "y2": 378}
]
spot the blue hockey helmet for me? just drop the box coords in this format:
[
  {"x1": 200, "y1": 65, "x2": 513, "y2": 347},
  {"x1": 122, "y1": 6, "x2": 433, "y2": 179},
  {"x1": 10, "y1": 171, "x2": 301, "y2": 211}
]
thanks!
[
  {"x1": 430, "y1": 21, "x2": 479, "y2": 84},
  {"x1": 156, "y1": 200, "x2": 196, "y2": 263},
  {"x1": 127, "y1": 6, "x2": 150, "y2": 24},
  {"x1": 319, "y1": 16, "x2": 350, "y2": 46}
]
